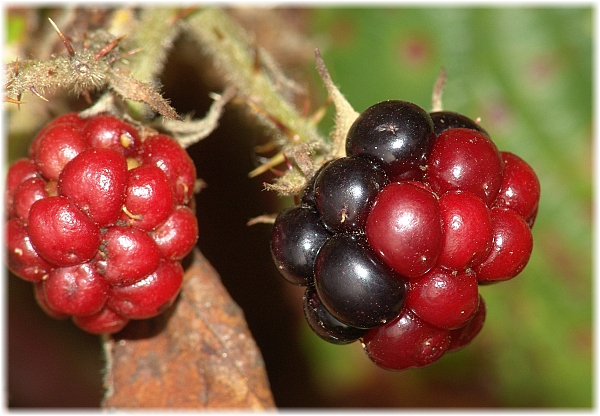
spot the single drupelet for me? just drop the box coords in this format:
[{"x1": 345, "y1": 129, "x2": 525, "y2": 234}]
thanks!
[
  {"x1": 6, "y1": 113, "x2": 199, "y2": 334},
  {"x1": 271, "y1": 100, "x2": 540, "y2": 370}
]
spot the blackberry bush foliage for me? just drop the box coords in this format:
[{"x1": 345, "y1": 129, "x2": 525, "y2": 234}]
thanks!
[
  {"x1": 6, "y1": 113, "x2": 199, "y2": 334},
  {"x1": 270, "y1": 100, "x2": 540, "y2": 370}
]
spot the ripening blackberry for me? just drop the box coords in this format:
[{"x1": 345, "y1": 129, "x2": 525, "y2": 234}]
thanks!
[
  {"x1": 6, "y1": 113, "x2": 199, "y2": 334},
  {"x1": 270, "y1": 100, "x2": 539, "y2": 370}
]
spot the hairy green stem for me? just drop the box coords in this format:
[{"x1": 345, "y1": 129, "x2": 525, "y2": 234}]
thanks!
[
  {"x1": 183, "y1": 8, "x2": 326, "y2": 149},
  {"x1": 116, "y1": 7, "x2": 184, "y2": 119}
]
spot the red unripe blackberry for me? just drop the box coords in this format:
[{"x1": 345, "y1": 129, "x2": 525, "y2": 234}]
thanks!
[
  {"x1": 43, "y1": 261, "x2": 108, "y2": 316},
  {"x1": 27, "y1": 196, "x2": 101, "y2": 267},
  {"x1": 107, "y1": 259, "x2": 184, "y2": 319},
  {"x1": 406, "y1": 267, "x2": 479, "y2": 330},
  {"x1": 97, "y1": 226, "x2": 161, "y2": 286},
  {"x1": 476, "y1": 207, "x2": 534, "y2": 283},
  {"x1": 72, "y1": 307, "x2": 129, "y2": 335},
  {"x1": 32, "y1": 123, "x2": 88, "y2": 181},
  {"x1": 12, "y1": 177, "x2": 49, "y2": 221},
  {"x1": 5, "y1": 158, "x2": 39, "y2": 215},
  {"x1": 58, "y1": 148, "x2": 128, "y2": 227},
  {"x1": 366, "y1": 181, "x2": 442, "y2": 279},
  {"x1": 362, "y1": 308, "x2": 451, "y2": 370},
  {"x1": 33, "y1": 281, "x2": 69, "y2": 320},
  {"x1": 448, "y1": 295, "x2": 487, "y2": 352},
  {"x1": 28, "y1": 113, "x2": 87, "y2": 159},
  {"x1": 121, "y1": 164, "x2": 175, "y2": 231},
  {"x1": 437, "y1": 190, "x2": 493, "y2": 270},
  {"x1": 5, "y1": 113, "x2": 199, "y2": 334},
  {"x1": 6, "y1": 218, "x2": 53, "y2": 282},
  {"x1": 426, "y1": 128, "x2": 504, "y2": 205},
  {"x1": 151, "y1": 206, "x2": 199, "y2": 260},
  {"x1": 138, "y1": 134, "x2": 197, "y2": 205},
  {"x1": 493, "y1": 151, "x2": 541, "y2": 225},
  {"x1": 82, "y1": 114, "x2": 141, "y2": 156}
]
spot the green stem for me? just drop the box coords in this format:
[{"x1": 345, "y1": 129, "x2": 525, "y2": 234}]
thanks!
[
  {"x1": 183, "y1": 8, "x2": 326, "y2": 149},
  {"x1": 114, "y1": 8, "x2": 184, "y2": 119}
]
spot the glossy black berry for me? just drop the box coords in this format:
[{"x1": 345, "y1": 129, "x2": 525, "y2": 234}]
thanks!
[
  {"x1": 303, "y1": 286, "x2": 367, "y2": 344},
  {"x1": 345, "y1": 100, "x2": 436, "y2": 181},
  {"x1": 270, "y1": 205, "x2": 331, "y2": 285},
  {"x1": 430, "y1": 111, "x2": 488, "y2": 137},
  {"x1": 314, "y1": 233, "x2": 406, "y2": 329},
  {"x1": 313, "y1": 156, "x2": 388, "y2": 233}
]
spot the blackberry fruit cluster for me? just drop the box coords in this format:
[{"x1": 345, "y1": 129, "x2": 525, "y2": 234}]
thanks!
[
  {"x1": 6, "y1": 113, "x2": 199, "y2": 334},
  {"x1": 271, "y1": 100, "x2": 540, "y2": 370}
]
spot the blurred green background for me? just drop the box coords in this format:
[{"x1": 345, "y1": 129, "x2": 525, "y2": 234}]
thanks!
[{"x1": 6, "y1": 6, "x2": 593, "y2": 409}]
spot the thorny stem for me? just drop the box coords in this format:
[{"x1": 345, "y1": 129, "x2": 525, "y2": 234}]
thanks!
[
  {"x1": 183, "y1": 8, "x2": 325, "y2": 152},
  {"x1": 116, "y1": 7, "x2": 185, "y2": 119}
]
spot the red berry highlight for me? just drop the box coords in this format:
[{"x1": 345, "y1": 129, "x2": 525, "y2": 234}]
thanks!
[
  {"x1": 366, "y1": 181, "x2": 442, "y2": 279},
  {"x1": 98, "y1": 226, "x2": 161, "y2": 286},
  {"x1": 58, "y1": 148, "x2": 128, "y2": 227},
  {"x1": 43, "y1": 261, "x2": 108, "y2": 316},
  {"x1": 493, "y1": 151, "x2": 541, "y2": 225},
  {"x1": 138, "y1": 134, "x2": 197, "y2": 205},
  {"x1": 362, "y1": 308, "x2": 451, "y2": 371},
  {"x1": 427, "y1": 128, "x2": 503, "y2": 205},
  {"x1": 121, "y1": 165, "x2": 175, "y2": 231},
  {"x1": 406, "y1": 267, "x2": 479, "y2": 330},
  {"x1": 437, "y1": 190, "x2": 493, "y2": 270},
  {"x1": 476, "y1": 207, "x2": 534, "y2": 283},
  {"x1": 108, "y1": 259, "x2": 184, "y2": 319},
  {"x1": 28, "y1": 196, "x2": 101, "y2": 267}
]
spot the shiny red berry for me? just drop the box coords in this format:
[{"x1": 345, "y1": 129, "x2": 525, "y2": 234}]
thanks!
[
  {"x1": 33, "y1": 281, "x2": 69, "y2": 320},
  {"x1": 121, "y1": 165, "x2": 175, "y2": 231},
  {"x1": 362, "y1": 308, "x2": 451, "y2": 370},
  {"x1": 72, "y1": 307, "x2": 129, "y2": 335},
  {"x1": 406, "y1": 267, "x2": 479, "y2": 330},
  {"x1": 58, "y1": 148, "x2": 128, "y2": 227},
  {"x1": 11, "y1": 177, "x2": 49, "y2": 222},
  {"x1": 150, "y1": 206, "x2": 198, "y2": 261},
  {"x1": 476, "y1": 207, "x2": 534, "y2": 283},
  {"x1": 32, "y1": 123, "x2": 88, "y2": 181},
  {"x1": 82, "y1": 114, "x2": 141, "y2": 156},
  {"x1": 138, "y1": 134, "x2": 197, "y2": 205},
  {"x1": 437, "y1": 190, "x2": 493, "y2": 270},
  {"x1": 107, "y1": 259, "x2": 184, "y2": 319},
  {"x1": 366, "y1": 181, "x2": 442, "y2": 279},
  {"x1": 493, "y1": 151, "x2": 541, "y2": 226},
  {"x1": 97, "y1": 226, "x2": 161, "y2": 286},
  {"x1": 6, "y1": 218, "x2": 53, "y2": 282},
  {"x1": 448, "y1": 294, "x2": 487, "y2": 352},
  {"x1": 27, "y1": 196, "x2": 101, "y2": 267},
  {"x1": 43, "y1": 261, "x2": 108, "y2": 316},
  {"x1": 6, "y1": 113, "x2": 199, "y2": 334},
  {"x1": 5, "y1": 158, "x2": 39, "y2": 216},
  {"x1": 426, "y1": 128, "x2": 503, "y2": 205}
]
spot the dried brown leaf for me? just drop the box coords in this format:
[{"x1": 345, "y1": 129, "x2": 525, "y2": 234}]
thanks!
[{"x1": 102, "y1": 249, "x2": 275, "y2": 410}]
